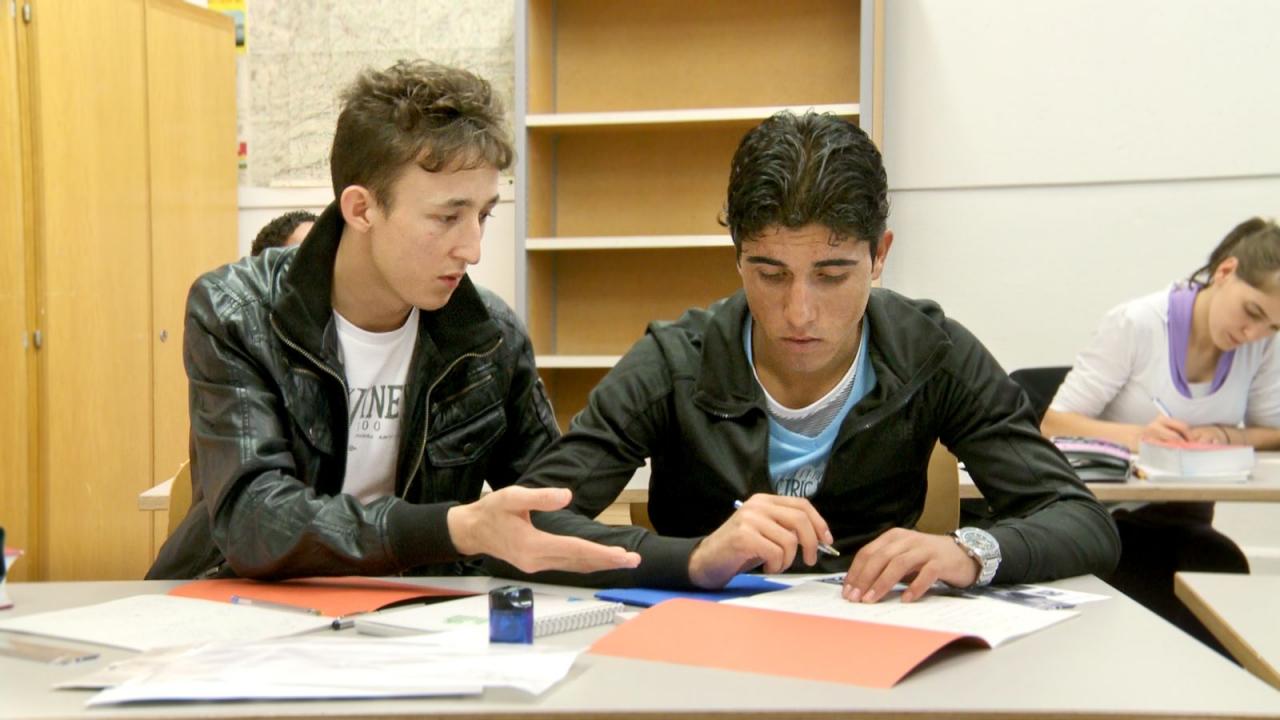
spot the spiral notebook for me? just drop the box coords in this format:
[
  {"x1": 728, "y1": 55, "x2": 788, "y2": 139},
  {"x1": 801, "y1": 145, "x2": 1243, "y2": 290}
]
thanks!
[{"x1": 354, "y1": 593, "x2": 624, "y2": 638}]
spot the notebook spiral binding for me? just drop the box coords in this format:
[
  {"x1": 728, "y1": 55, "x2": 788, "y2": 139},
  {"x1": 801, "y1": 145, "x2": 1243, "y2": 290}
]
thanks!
[{"x1": 534, "y1": 601, "x2": 624, "y2": 637}]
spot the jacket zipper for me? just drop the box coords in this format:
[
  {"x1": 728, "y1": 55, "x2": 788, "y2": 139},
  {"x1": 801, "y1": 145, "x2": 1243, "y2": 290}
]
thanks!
[
  {"x1": 400, "y1": 336, "x2": 504, "y2": 501},
  {"x1": 270, "y1": 315, "x2": 350, "y2": 413}
]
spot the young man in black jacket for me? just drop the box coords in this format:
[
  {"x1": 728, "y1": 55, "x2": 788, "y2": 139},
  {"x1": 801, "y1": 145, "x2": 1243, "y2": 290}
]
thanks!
[
  {"x1": 506, "y1": 112, "x2": 1119, "y2": 600},
  {"x1": 149, "y1": 61, "x2": 639, "y2": 580}
]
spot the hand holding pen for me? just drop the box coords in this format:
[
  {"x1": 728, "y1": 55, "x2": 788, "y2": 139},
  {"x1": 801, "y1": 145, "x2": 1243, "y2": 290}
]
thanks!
[
  {"x1": 734, "y1": 501, "x2": 840, "y2": 557},
  {"x1": 1144, "y1": 396, "x2": 1193, "y2": 444},
  {"x1": 687, "y1": 494, "x2": 837, "y2": 589}
]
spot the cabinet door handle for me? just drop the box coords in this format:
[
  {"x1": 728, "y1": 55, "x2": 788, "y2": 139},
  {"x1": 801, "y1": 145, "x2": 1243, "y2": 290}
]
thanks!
[{"x1": 32, "y1": 330, "x2": 42, "y2": 349}]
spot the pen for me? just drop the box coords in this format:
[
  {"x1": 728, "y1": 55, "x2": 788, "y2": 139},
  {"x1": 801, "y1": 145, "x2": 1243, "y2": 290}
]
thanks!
[
  {"x1": 733, "y1": 500, "x2": 840, "y2": 557},
  {"x1": 229, "y1": 595, "x2": 322, "y2": 615},
  {"x1": 330, "y1": 611, "x2": 370, "y2": 630},
  {"x1": 1151, "y1": 396, "x2": 1173, "y2": 418}
]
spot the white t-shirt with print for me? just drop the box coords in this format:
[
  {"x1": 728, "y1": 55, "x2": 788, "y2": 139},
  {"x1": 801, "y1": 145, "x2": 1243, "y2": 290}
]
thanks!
[{"x1": 334, "y1": 307, "x2": 419, "y2": 504}]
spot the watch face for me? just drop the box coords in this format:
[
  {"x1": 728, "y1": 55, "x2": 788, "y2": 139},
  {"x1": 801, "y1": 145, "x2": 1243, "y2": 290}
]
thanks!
[{"x1": 957, "y1": 528, "x2": 999, "y2": 558}]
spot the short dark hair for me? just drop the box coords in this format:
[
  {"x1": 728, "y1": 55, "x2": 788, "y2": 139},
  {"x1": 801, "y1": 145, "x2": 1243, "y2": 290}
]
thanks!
[
  {"x1": 1190, "y1": 217, "x2": 1280, "y2": 292},
  {"x1": 722, "y1": 111, "x2": 889, "y2": 257},
  {"x1": 251, "y1": 210, "x2": 317, "y2": 256},
  {"x1": 330, "y1": 60, "x2": 513, "y2": 209}
]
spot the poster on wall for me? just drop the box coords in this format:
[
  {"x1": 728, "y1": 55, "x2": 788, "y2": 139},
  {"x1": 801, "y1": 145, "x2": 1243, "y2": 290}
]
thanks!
[{"x1": 208, "y1": 0, "x2": 247, "y2": 54}]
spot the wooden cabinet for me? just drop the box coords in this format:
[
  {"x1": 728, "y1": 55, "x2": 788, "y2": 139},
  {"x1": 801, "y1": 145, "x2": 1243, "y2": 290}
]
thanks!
[
  {"x1": 515, "y1": 0, "x2": 882, "y2": 431},
  {"x1": 0, "y1": 0, "x2": 236, "y2": 580}
]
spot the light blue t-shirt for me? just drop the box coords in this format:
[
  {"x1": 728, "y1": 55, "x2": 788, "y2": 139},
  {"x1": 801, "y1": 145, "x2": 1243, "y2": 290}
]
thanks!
[{"x1": 744, "y1": 317, "x2": 876, "y2": 497}]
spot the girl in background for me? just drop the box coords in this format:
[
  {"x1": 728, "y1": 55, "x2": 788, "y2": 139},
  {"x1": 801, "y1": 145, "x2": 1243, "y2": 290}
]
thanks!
[{"x1": 1043, "y1": 217, "x2": 1280, "y2": 655}]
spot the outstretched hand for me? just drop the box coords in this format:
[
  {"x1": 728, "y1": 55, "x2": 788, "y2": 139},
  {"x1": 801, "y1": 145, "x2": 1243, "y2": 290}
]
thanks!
[{"x1": 447, "y1": 486, "x2": 641, "y2": 574}]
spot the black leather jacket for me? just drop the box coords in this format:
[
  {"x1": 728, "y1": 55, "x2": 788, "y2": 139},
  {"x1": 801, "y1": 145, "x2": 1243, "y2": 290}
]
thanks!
[
  {"x1": 504, "y1": 289, "x2": 1120, "y2": 588},
  {"x1": 148, "y1": 203, "x2": 558, "y2": 579}
]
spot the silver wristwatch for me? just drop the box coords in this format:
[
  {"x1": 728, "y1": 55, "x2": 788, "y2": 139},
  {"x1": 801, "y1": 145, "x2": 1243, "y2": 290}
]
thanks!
[{"x1": 952, "y1": 526, "x2": 1001, "y2": 586}]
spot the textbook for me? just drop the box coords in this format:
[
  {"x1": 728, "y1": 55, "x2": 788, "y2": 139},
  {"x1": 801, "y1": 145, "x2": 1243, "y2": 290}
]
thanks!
[
  {"x1": 355, "y1": 593, "x2": 624, "y2": 638},
  {"x1": 1137, "y1": 439, "x2": 1254, "y2": 482}
]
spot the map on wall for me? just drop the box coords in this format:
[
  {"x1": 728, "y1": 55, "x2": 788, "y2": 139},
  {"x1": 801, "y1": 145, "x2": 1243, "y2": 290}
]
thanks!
[{"x1": 237, "y1": 0, "x2": 515, "y2": 188}]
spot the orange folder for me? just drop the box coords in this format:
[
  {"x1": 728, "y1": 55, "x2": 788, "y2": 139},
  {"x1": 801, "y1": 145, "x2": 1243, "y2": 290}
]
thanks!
[
  {"x1": 169, "y1": 576, "x2": 475, "y2": 618},
  {"x1": 589, "y1": 598, "x2": 974, "y2": 688}
]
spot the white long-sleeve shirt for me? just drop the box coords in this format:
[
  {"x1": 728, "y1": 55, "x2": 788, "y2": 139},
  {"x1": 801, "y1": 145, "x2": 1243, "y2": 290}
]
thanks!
[{"x1": 1051, "y1": 286, "x2": 1280, "y2": 429}]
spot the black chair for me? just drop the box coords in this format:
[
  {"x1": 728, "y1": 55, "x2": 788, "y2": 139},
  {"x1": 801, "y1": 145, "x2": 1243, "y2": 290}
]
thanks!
[
  {"x1": 1008, "y1": 366, "x2": 1070, "y2": 422},
  {"x1": 1008, "y1": 365, "x2": 1247, "y2": 660}
]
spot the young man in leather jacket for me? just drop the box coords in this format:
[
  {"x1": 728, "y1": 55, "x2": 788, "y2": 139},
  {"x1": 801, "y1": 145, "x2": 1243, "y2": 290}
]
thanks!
[
  {"x1": 149, "y1": 61, "x2": 640, "y2": 580},
  {"x1": 502, "y1": 112, "x2": 1120, "y2": 599}
]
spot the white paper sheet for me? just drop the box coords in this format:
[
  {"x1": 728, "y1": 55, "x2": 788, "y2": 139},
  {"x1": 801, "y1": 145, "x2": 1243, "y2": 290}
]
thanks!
[
  {"x1": 727, "y1": 579, "x2": 1080, "y2": 647},
  {"x1": 83, "y1": 633, "x2": 579, "y2": 706},
  {"x1": 0, "y1": 594, "x2": 334, "y2": 651}
]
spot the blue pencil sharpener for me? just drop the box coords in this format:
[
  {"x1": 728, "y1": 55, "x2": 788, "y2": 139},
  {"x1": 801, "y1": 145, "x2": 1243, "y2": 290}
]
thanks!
[{"x1": 489, "y1": 585, "x2": 534, "y2": 644}]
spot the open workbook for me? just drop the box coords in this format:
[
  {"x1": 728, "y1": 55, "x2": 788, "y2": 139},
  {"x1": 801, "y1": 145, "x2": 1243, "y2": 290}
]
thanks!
[
  {"x1": 589, "y1": 578, "x2": 1103, "y2": 689},
  {"x1": 0, "y1": 594, "x2": 335, "y2": 652}
]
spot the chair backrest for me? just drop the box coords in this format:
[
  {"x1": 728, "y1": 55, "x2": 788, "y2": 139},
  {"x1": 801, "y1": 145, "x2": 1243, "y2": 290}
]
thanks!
[
  {"x1": 1009, "y1": 366, "x2": 1071, "y2": 423},
  {"x1": 917, "y1": 441, "x2": 960, "y2": 535},
  {"x1": 166, "y1": 460, "x2": 193, "y2": 537}
]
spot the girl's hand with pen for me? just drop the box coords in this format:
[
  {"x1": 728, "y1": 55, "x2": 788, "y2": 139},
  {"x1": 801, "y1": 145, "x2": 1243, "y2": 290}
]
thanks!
[{"x1": 1139, "y1": 415, "x2": 1193, "y2": 445}]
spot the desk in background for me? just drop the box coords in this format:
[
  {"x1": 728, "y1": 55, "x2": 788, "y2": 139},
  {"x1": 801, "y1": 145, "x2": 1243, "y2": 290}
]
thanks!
[
  {"x1": 960, "y1": 451, "x2": 1280, "y2": 503},
  {"x1": 3, "y1": 575, "x2": 1279, "y2": 720},
  {"x1": 1175, "y1": 571, "x2": 1280, "y2": 691}
]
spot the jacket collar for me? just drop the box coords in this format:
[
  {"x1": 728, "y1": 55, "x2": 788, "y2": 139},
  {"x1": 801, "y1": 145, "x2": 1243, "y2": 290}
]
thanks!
[
  {"x1": 692, "y1": 288, "x2": 953, "y2": 418},
  {"x1": 271, "y1": 201, "x2": 500, "y2": 368}
]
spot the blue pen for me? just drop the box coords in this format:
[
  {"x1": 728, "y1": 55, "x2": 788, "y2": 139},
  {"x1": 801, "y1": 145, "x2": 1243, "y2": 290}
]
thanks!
[
  {"x1": 1151, "y1": 396, "x2": 1174, "y2": 418},
  {"x1": 733, "y1": 500, "x2": 840, "y2": 557}
]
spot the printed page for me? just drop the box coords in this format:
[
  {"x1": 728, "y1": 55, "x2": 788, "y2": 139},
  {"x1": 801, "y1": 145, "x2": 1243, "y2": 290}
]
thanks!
[
  {"x1": 726, "y1": 579, "x2": 1078, "y2": 647},
  {"x1": 85, "y1": 635, "x2": 578, "y2": 705},
  {"x1": 0, "y1": 594, "x2": 333, "y2": 651}
]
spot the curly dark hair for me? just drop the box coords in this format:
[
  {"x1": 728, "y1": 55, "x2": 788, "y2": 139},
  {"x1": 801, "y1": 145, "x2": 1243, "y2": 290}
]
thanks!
[
  {"x1": 250, "y1": 210, "x2": 317, "y2": 256},
  {"x1": 1190, "y1": 217, "x2": 1280, "y2": 291},
  {"x1": 330, "y1": 60, "x2": 513, "y2": 209},
  {"x1": 722, "y1": 111, "x2": 888, "y2": 257}
]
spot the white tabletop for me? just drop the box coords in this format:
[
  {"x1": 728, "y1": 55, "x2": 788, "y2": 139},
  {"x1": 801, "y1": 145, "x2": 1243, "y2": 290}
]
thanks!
[
  {"x1": 960, "y1": 451, "x2": 1280, "y2": 502},
  {"x1": 2, "y1": 575, "x2": 1279, "y2": 719},
  {"x1": 1175, "y1": 571, "x2": 1280, "y2": 690}
]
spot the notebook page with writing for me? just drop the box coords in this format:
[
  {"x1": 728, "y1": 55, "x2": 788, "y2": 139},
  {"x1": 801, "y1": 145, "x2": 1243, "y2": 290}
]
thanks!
[{"x1": 355, "y1": 593, "x2": 623, "y2": 638}]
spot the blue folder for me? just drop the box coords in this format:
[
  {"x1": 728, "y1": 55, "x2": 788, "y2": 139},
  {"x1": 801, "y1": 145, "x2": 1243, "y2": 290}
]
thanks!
[{"x1": 594, "y1": 574, "x2": 790, "y2": 608}]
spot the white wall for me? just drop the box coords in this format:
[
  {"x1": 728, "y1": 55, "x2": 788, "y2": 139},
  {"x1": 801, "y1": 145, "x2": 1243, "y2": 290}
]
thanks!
[
  {"x1": 880, "y1": 0, "x2": 1280, "y2": 570},
  {"x1": 237, "y1": 180, "x2": 517, "y2": 310}
]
